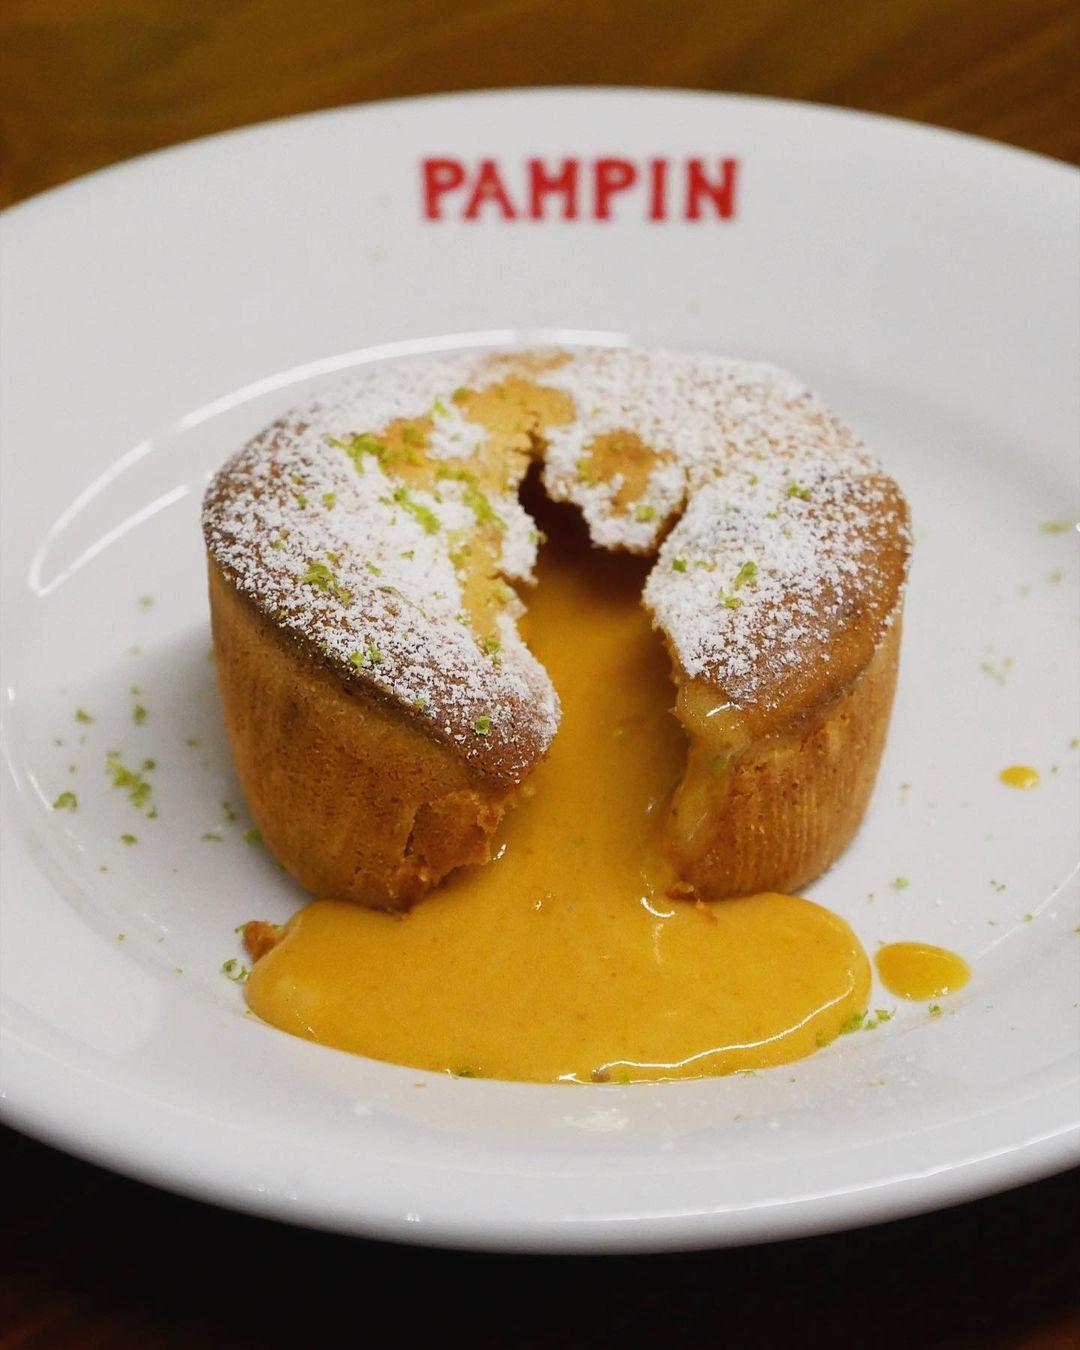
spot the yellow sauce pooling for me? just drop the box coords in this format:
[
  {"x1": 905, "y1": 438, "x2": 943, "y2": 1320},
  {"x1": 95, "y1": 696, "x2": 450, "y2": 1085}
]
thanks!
[
  {"x1": 246, "y1": 498, "x2": 871, "y2": 1082},
  {"x1": 875, "y1": 942, "x2": 971, "y2": 1001},
  {"x1": 999, "y1": 764, "x2": 1039, "y2": 789}
]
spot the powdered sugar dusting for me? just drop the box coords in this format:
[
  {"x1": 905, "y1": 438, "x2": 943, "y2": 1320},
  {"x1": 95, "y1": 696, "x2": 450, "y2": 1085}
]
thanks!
[
  {"x1": 203, "y1": 347, "x2": 909, "y2": 779},
  {"x1": 203, "y1": 352, "x2": 558, "y2": 782},
  {"x1": 534, "y1": 348, "x2": 908, "y2": 698}
]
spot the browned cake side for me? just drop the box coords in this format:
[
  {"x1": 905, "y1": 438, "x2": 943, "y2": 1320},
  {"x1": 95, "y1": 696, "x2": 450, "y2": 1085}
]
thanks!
[
  {"x1": 666, "y1": 618, "x2": 901, "y2": 898},
  {"x1": 209, "y1": 561, "x2": 513, "y2": 910}
]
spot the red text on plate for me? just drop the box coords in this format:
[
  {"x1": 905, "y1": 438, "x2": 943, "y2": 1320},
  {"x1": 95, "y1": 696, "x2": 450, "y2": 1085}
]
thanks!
[{"x1": 421, "y1": 157, "x2": 739, "y2": 222}]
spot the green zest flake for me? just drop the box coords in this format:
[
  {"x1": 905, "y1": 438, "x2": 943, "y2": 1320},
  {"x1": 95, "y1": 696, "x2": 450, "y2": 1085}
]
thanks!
[
  {"x1": 349, "y1": 641, "x2": 384, "y2": 669},
  {"x1": 365, "y1": 560, "x2": 382, "y2": 576},
  {"x1": 121, "y1": 833, "x2": 137, "y2": 845},
  {"x1": 294, "y1": 494, "x2": 309, "y2": 510},
  {"x1": 928, "y1": 1004, "x2": 942, "y2": 1017},
  {"x1": 222, "y1": 801, "x2": 237, "y2": 823},
  {"x1": 133, "y1": 704, "x2": 148, "y2": 725},
  {"x1": 392, "y1": 486, "x2": 440, "y2": 534},
  {"x1": 473, "y1": 714, "x2": 492, "y2": 736},
  {"x1": 733, "y1": 560, "x2": 758, "y2": 589},
  {"x1": 747, "y1": 472, "x2": 759, "y2": 486},
  {"x1": 785, "y1": 482, "x2": 812, "y2": 501},
  {"x1": 244, "y1": 827, "x2": 262, "y2": 847},
  {"x1": 401, "y1": 423, "x2": 423, "y2": 447},
  {"x1": 106, "y1": 752, "x2": 154, "y2": 812},
  {"x1": 980, "y1": 658, "x2": 1012, "y2": 685},
  {"x1": 138, "y1": 595, "x2": 154, "y2": 609},
  {"x1": 481, "y1": 634, "x2": 501, "y2": 657},
  {"x1": 322, "y1": 492, "x2": 337, "y2": 509},
  {"x1": 378, "y1": 583, "x2": 428, "y2": 619},
  {"x1": 814, "y1": 1031, "x2": 831, "y2": 1049},
  {"x1": 412, "y1": 696, "x2": 427, "y2": 711},
  {"x1": 839, "y1": 1009, "x2": 867, "y2": 1035},
  {"x1": 634, "y1": 503, "x2": 657, "y2": 523},
  {"x1": 1039, "y1": 520, "x2": 1073, "y2": 534},
  {"x1": 222, "y1": 958, "x2": 249, "y2": 983},
  {"x1": 891, "y1": 876, "x2": 909, "y2": 890},
  {"x1": 202, "y1": 832, "x2": 224, "y2": 842},
  {"x1": 300, "y1": 560, "x2": 349, "y2": 602},
  {"x1": 271, "y1": 538, "x2": 285, "y2": 551},
  {"x1": 330, "y1": 431, "x2": 388, "y2": 474},
  {"x1": 575, "y1": 456, "x2": 597, "y2": 485},
  {"x1": 672, "y1": 558, "x2": 688, "y2": 573},
  {"x1": 451, "y1": 1066, "x2": 477, "y2": 1078},
  {"x1": 52, "y1": 791, "x2": 78, "y2": 811},
  {"x1": 463, "y1": 483, "x2": 505, "y2": 531},
  {"x1": 490, "y1": 581, "x2": 514, "y2": 606},
  {"x1": 694, "y1": 559, "x2": 717, "y2": 572},
  {"x1": 75, "y1": 708, "x2": 94, "y2": 725},
  {"x1": 432, "y1": 399, "x2": 449, "y2": 417},
  {"x1": 718, "y1": 592, "x2": 742, "y2": 610},
  {"x1": 301, "y1": 560, "x2": 334, "y2": 588},
  {"x1": 400, "y1": 549, "x2": 415, "y2": 561},
  {"x1": 529, "y1": 528, "x2": 548, "y2": 546}
]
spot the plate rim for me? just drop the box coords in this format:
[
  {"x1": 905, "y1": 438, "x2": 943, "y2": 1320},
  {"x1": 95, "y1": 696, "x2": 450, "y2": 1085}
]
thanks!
[{"x1": 3, "y1": 1030, "x2": 1077, "y2": 1252}]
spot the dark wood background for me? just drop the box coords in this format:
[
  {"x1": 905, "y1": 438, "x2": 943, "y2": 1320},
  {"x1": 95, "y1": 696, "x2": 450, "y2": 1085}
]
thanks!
[
  {"x1": 1, "y1": 0, "x2": 1078, "y2": 206},
  {"x1": 1, "y1": 2, "x2": 1078, "y2": 1346}
]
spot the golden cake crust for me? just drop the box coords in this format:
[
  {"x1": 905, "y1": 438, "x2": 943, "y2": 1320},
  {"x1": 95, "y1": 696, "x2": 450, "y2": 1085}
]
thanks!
[{"x1": 203, "y1": 347, "x2": 910, "y2": 907}]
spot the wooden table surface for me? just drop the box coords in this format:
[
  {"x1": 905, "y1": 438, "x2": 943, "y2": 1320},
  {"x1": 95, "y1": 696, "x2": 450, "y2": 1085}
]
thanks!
[{"x1": 1, "y1": 2, "x2": 1078, "y2": 1346}]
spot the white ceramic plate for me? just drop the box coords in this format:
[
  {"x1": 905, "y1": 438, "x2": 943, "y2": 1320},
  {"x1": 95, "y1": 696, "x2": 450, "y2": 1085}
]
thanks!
[{"x1": 2, "y1": 90, "x2": 1078, "y2": 1254}]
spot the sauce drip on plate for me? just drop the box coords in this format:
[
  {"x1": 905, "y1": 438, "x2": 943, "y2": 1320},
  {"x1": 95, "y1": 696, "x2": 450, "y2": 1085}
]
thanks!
[
  {"x1": 875, "y1": 942, "x2": 970, "y2": 1001},
  {"x1": 246, "y1": 499, "x2": 871, "y2": 1082},
  {"x1": 999, "y1": 764, "x2": 1039, "y2": 789}
]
